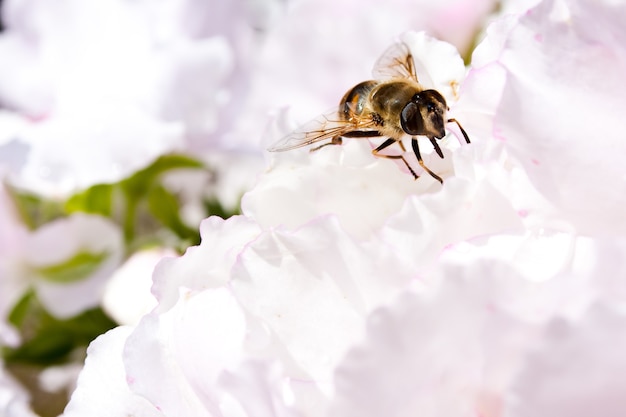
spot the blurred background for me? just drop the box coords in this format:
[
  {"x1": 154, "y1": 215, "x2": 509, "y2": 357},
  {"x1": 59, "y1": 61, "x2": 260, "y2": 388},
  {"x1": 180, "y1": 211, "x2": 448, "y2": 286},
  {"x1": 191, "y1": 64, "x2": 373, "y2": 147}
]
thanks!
[{"x1": 0, "y1": 0, "x2": 513, "y2": 415}]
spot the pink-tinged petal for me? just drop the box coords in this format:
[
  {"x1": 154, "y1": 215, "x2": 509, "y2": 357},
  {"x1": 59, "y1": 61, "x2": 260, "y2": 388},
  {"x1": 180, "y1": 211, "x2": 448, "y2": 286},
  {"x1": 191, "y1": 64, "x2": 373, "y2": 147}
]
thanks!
[
  {"x1": 230, "y1": 217, "x2": 368, "y2": 386},
  {"x1": 329, "y1": 271, "x2": 534, "y2": 417},
  {"x1": 587, "y1": 238, "x2": 626, "y2": 306},
  {"x1": 379, "y1": 175, "x2": 524, "y2": 276},
  {"x1": 229, "y1": 215, "x2": 440, "y2": 413},
  {"x1": 216, "y1": 360, "x2": 301, "y2": 417},
  {"x1": 327, "y1": 232, "x2": 626, "y2": 417},
  {"x1": 507, "y1": 304, "x2": 626, "y2": 417},
  {"x1": 151, "y1": 215, "x2": 262, "y2": 313},
  {"x1": 124, "y1": 288, "x2": 247, "y2": 417},
  {"x1": 441, "y1": 233, "x2": 626, "y2": 324},
  {"x1": 62, "y1": 326, "x2": 165, "y2": 417},
  {"x1": 454, "y1": 63, "x2": 507, "y2": 142},
  {"x1": 470, "y1": 14, "x2": 520, "y2": 68},
  {"x1": 492, "y1": 0, "x2": 626, "y2": 234}
]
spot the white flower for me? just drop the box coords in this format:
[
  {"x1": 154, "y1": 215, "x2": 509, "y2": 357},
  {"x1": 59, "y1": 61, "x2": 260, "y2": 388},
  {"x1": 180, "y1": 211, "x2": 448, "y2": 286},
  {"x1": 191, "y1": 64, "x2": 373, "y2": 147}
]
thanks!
[
  {"x1": 62, "y1": 178, "x2": 524, "y2": 416},
  {"x1": 60, "y1": 29, "x2": 511, "y2": 417},
  {"x1": 62, "y1": 0, "x2": 626, "y2": 416}
]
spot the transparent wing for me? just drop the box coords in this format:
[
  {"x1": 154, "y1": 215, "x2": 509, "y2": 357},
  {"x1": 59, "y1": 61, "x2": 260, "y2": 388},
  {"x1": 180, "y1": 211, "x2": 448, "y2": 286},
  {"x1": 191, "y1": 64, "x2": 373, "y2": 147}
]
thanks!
[
  {"x1": 372, "y1": 41, "x2": 418, "y2": 82},
  {"x1": 267, "y1": 106, "x2": 380, "y2": 152}
]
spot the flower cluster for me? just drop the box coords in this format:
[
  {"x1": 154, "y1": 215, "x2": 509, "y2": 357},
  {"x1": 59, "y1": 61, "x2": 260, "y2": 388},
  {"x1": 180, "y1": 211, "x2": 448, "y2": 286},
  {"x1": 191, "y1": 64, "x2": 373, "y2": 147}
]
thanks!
[{"x1": 3, "y1": 0, "x2": 626, "y2": 416}]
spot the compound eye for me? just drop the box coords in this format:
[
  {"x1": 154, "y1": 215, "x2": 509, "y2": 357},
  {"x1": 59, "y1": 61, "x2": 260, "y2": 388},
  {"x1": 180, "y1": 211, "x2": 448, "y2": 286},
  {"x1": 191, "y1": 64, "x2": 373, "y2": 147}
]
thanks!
[{"x1": 400, "y1": 101, "x2": 423, "y2": 136}]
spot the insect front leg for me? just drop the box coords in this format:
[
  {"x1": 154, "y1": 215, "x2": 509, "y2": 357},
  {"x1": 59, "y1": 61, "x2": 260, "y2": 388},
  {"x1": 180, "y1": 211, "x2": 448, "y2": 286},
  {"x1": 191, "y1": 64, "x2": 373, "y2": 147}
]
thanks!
[
  {"x1": 411, "y1": 138, "x2": 443, "y2": 184},
  {"x1": 429, "y1": 137, "x2": 444, "y2": 159},
  {"x1": 448, "y1": 118, "x2": 471, "y2": 144}
]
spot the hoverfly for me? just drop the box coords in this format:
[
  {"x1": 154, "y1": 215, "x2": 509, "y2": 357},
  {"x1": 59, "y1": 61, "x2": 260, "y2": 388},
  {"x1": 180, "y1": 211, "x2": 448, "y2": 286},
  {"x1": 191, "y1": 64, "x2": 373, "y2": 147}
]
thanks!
[{"x1": 267, "y1": 41, "x2": 470, "y2": 184}]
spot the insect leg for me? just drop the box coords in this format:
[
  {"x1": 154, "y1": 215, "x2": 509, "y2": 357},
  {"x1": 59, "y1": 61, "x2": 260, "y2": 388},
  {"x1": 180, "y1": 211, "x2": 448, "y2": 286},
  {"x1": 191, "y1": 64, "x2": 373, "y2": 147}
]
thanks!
[
  {"x1": 310, "y1": 136, "x2": 343, "y2": 152},
  {"x1": 342, "y1": 130, "x2": 383, "y2": 138},
  {"x1": 310, "y1": 130, "x2": 383, "y2": 152},
  {"x1": 411, "y1": 138, "x2": 443, "y2": 184},
  {"x1": 372, "y1": 138, "x2": 419, "y2": 179},
  {"x1": 429, "y1": 137, "x2": 444, "y2": 159},
  {"x1": 448, "y1": 118, "x2": 471, "y2": 144}
]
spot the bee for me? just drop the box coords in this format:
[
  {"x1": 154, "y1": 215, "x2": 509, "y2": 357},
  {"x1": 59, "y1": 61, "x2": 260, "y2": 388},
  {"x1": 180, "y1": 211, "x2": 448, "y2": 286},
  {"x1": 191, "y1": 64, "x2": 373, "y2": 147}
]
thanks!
[{"x1": 267, "y1": 41, "x2": 470, "y2": 184}]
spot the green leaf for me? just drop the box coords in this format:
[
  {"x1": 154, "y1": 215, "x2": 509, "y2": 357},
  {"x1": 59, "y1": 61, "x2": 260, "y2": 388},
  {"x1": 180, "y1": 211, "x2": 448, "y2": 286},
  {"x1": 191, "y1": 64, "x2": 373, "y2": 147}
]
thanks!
[
  {"x1": 4, "y1": 292, "x2": 117, "y2": 365},
  {"x1": 62, "y1": 153, "x2": 204, "y2": 224},
  {"x1": 148, "y1": 185, "x2": 199, "y2": 243},
  {"x1": 119, "y1": 154, "x2": 205, "y2": 243},
  {"x1": 121, "y1": 154, "x2": 205, "y2": 198},
  {"x1": 5, "y1": 186, "x2": 65, "y2": 229},
  {"x1": 33, "y1": 251, "x2": 109, "y2": 284},
  {"x1": 64, "y1": 184, "x2": 114, "y2": 216}
]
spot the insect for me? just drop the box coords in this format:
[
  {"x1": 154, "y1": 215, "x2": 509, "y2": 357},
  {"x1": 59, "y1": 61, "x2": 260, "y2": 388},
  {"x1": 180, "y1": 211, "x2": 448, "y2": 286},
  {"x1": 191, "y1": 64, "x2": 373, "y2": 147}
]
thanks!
[{"x1": 267, "y1": 41, "x2": 471, "y2": 184}]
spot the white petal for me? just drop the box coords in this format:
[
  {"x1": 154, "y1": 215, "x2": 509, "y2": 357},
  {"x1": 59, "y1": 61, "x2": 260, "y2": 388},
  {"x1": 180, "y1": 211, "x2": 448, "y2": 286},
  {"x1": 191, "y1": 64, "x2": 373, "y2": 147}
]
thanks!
[
  {"x1": 247, "y1": 140, "x2": 445, "y2": 239},
  {"x1": 124, "y1": 288, "x2": 247, "y2": 417},
  {"x1": 507, "y1": 304, "x2": 626, "y2": 417},
  {"x1": 491, "y1": 0, "x2": 626, "y2": 234},
  {"x1": 329, "y1": 274, "x2": 531, "y2": 417},
  {"x1": 151, "y1": 215, "x2": 262, "y2": 313},
  {"x1": 401, "y1": 31, "x2": 466, "y2": 100},
  {"x1": 62, "y1": 326, "x2": 165, "y2": 417}
]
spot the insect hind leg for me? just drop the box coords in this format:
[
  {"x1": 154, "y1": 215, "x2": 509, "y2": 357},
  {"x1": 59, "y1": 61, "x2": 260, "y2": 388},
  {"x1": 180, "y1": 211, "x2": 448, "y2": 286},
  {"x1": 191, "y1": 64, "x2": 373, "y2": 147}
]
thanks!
[
  {"x1": 310, "y1": 136, "x2": 343, "y2": 152},
  {"x1": 310, "y1": 129, "x2": 381, "y2": 152}
]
